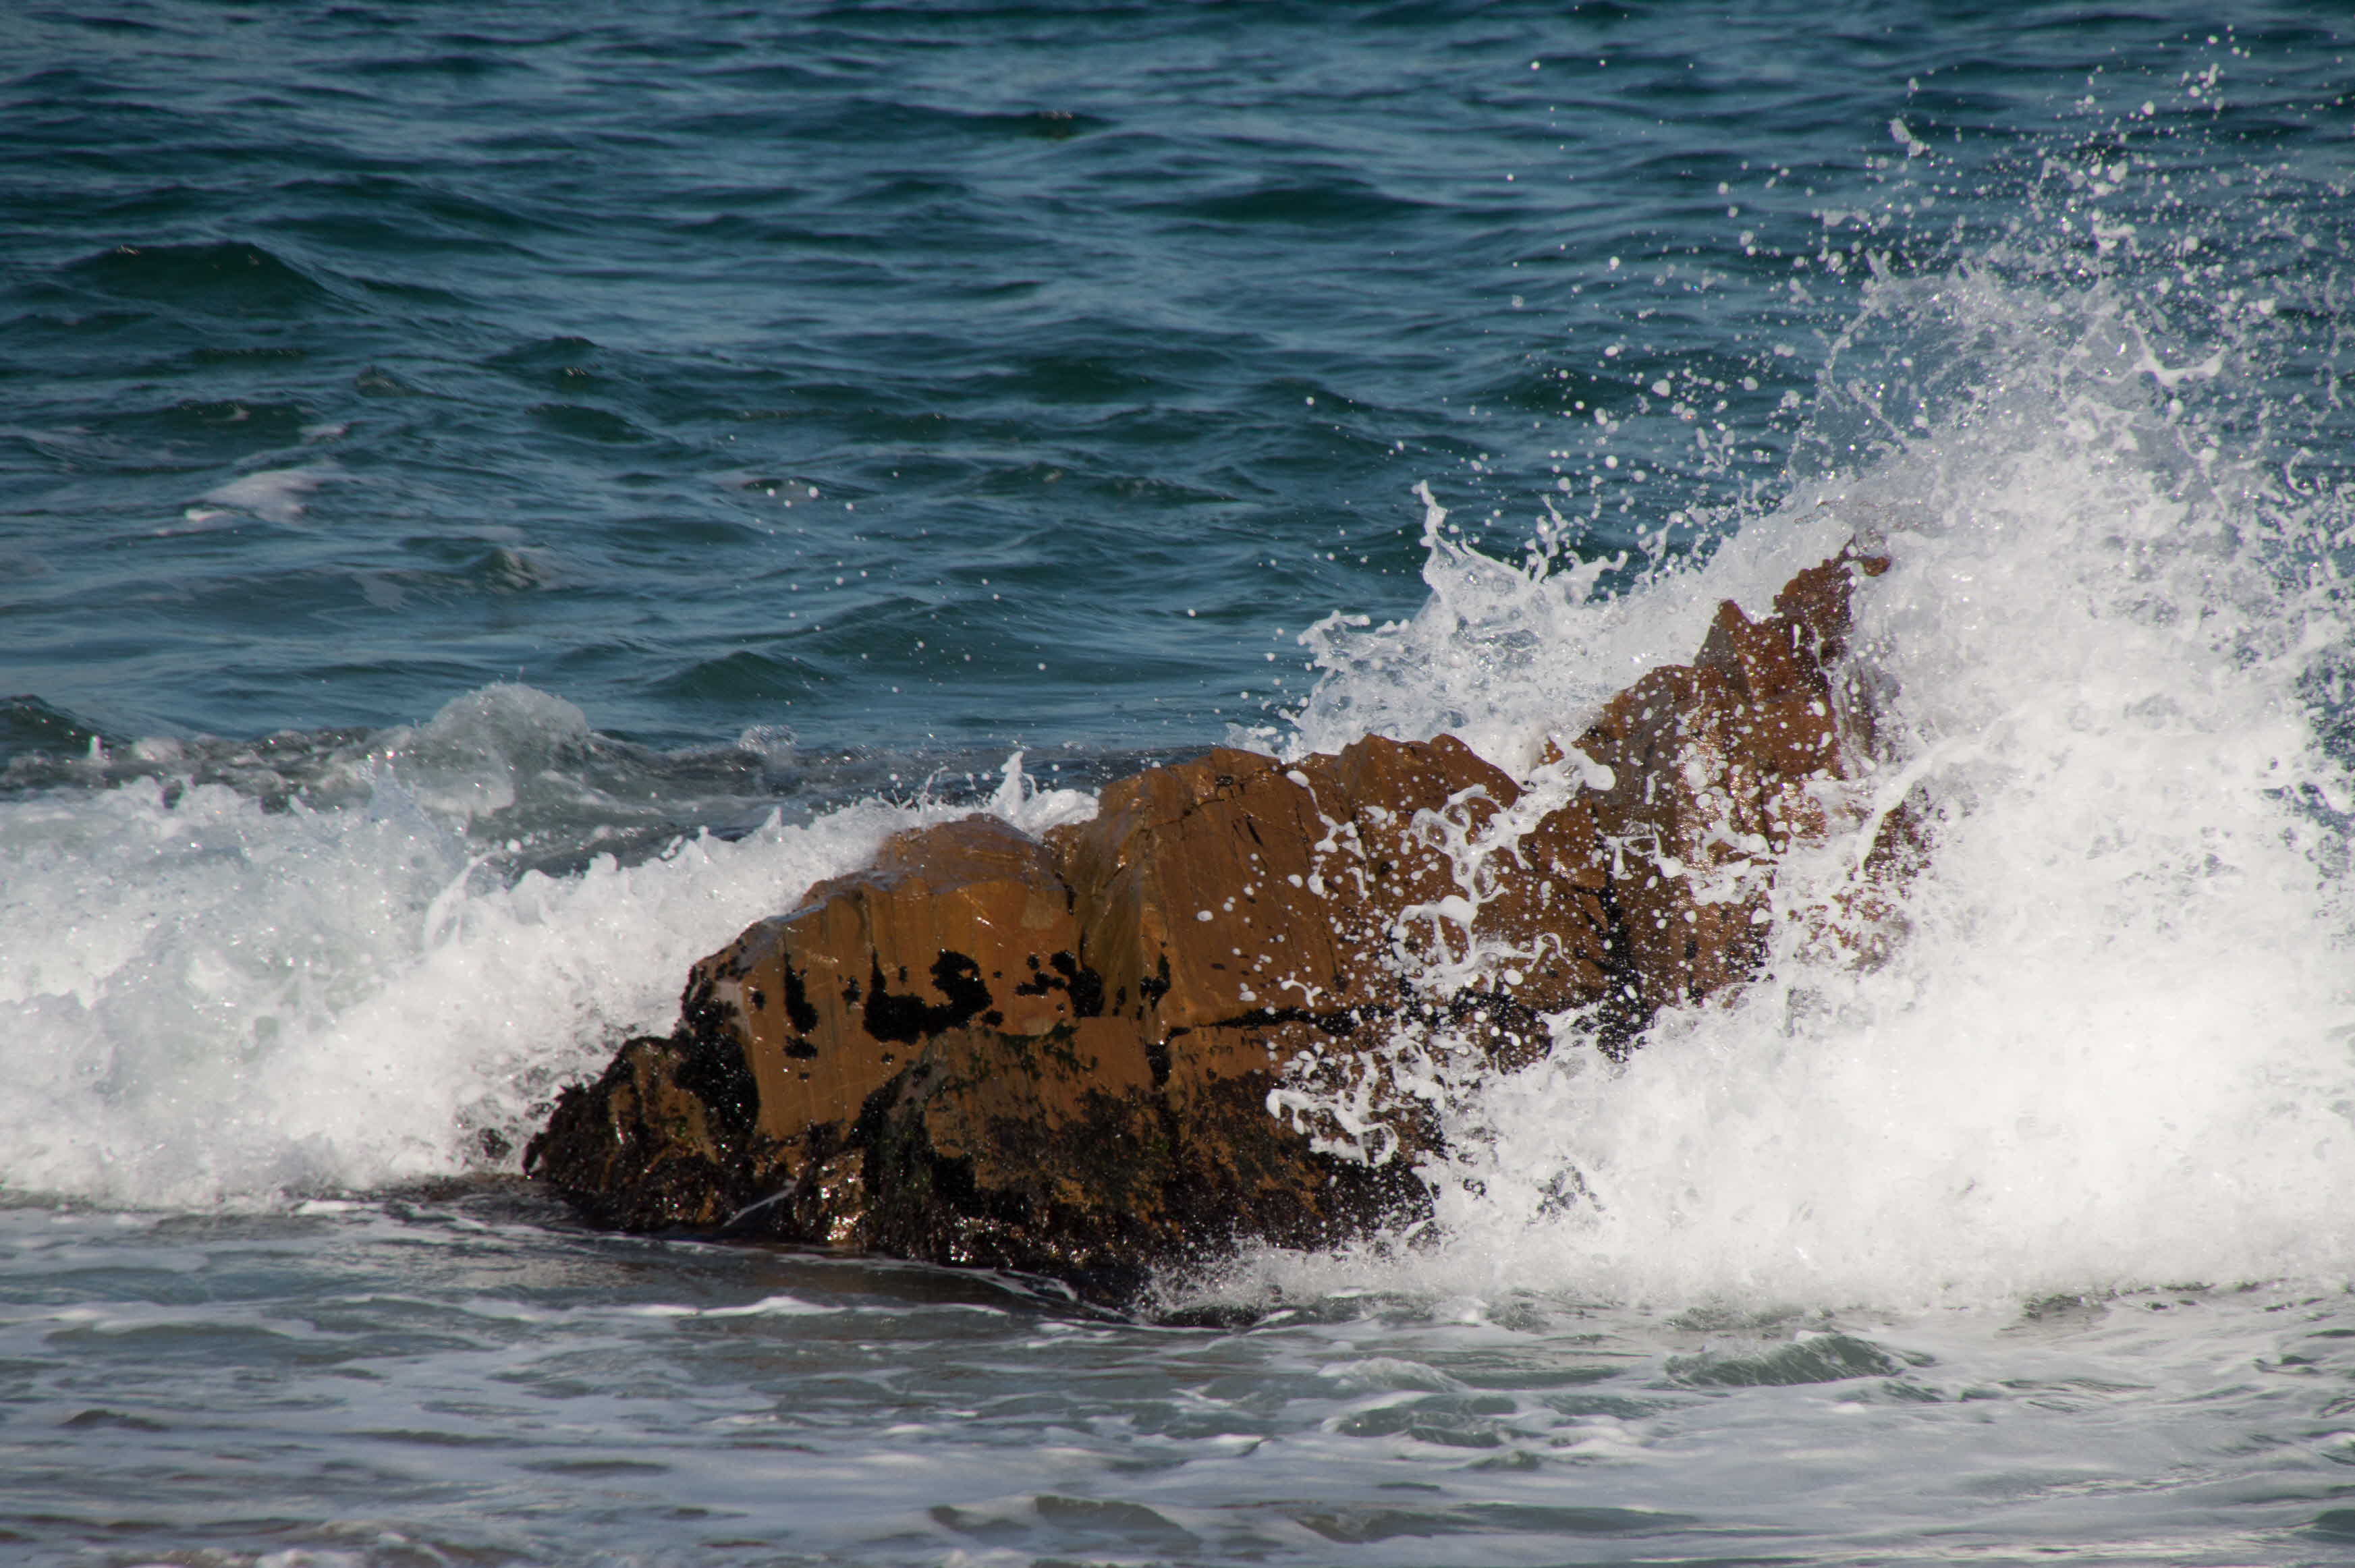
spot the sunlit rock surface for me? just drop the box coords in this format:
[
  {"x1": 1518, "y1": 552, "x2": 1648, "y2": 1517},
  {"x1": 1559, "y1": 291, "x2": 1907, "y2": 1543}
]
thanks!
[{"x1": 526, "y1": 550, "x2": 1891, "y2": 1302}]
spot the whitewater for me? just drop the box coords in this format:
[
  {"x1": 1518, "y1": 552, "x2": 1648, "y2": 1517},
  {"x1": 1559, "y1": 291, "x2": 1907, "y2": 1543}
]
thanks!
[
  {"x1": 18, "y1": 271, "x2": 2349, "y2": 1310},
  {"x1": 11, "y1": 271, "x2": 2355, "y2": 1560}
]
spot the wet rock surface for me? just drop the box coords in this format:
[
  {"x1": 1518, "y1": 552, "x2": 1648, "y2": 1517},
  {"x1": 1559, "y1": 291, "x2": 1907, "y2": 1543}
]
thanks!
[{"x1": 526, "y1": 550, "x2": 1893, "y2": 1303}]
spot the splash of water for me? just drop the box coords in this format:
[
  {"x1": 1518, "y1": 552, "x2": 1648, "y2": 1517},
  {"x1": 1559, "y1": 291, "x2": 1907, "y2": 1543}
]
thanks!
[
  {"x1": 1246, "y1": 241, "x2": 2355, "y2": 1309},
  {"x1": 7, "y1": 98, "x2": 2353, "y2": 1320}
]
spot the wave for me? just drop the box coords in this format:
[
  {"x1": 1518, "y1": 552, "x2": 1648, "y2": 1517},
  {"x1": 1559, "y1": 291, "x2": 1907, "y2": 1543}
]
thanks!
[
  {"x1": 63, "y1": 241, "x2": 334, "y2": 316},
  {"x1": 7, "y1": 117, "x2": 2354, "y2": 1311},
  {"x1": 0, "y1": 692, "x2": 1101, "y2": 1210},
  {"x1": 1219, "y1": 249, "x2": 2355, "y2": 1310}
]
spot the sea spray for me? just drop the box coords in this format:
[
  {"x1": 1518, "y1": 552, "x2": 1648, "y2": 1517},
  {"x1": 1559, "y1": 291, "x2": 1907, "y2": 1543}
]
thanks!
[
  {"x1": 1238, "y1": 262, "x2": 2355, "y2": 1312},
  {"x1": 12, "y1": 12, "x2": 2355, "y2": 1565},
  {"x1": 7, "y1": 83, "x2": 2351, "y2": 1314},
  {"x1": 0, "y1": 768, "x2": 885, "y2": 1208},
  {"x1": 0, "y1": 685, "x2": 1105, "y2": 1212}
]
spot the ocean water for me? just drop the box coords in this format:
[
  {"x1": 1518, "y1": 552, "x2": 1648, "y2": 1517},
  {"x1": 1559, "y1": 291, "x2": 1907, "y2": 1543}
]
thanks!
[{"x1": 7, "y1": 1, "x2": 2355, "y2": 1563}]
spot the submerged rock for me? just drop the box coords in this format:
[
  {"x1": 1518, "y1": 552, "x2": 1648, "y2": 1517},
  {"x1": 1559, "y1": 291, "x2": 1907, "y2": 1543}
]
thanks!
[{"x1": 526, "y1": 549, "x2": 1892, "y2": 1302}]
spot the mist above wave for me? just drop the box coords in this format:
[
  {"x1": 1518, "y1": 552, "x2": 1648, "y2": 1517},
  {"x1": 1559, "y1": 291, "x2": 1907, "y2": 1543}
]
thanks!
[{"x1": 1239, "y1": 218, "x2": 2355, "y2": 1312}]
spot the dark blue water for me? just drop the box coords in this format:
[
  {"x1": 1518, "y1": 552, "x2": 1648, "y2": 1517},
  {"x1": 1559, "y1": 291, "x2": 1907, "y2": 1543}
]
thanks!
[
  {"x1": 8, "y1": 4, "x2": 2355, "y2": 1565},
  {"x1": 5, "y1": 1, "x2": 2335, "y2": 768}
]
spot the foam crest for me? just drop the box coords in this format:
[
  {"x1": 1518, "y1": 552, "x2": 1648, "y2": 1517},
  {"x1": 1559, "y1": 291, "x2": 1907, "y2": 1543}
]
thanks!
[
  {"x1": 1260, "y1": 264, "x2": 2355, "y2": 1310},
  {"x1": 0, "y1": 690, "x2": 1111, "y2": 1211},
  {"x1": 192, "y1": 463, "x2": 333, "y2": 526},
  {"x1": 1285, "y1": 483, "x2": 1854, "y2": 774},
  {"x1": 0, "y1": 770, "x2": 935, "y2": 1208}
]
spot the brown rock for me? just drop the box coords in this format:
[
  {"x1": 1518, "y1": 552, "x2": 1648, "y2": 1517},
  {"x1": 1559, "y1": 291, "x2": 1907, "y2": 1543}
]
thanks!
[
  {"x1": 684, "y1": 814, "x2": 1097, "y2": 1152},
  {"x1": 521, "y1": 1032, "x2": 770, "y2": 1233},
  {"x1": 525, "y1": 549, "x2": 1897, "y2": 1302},
  {"x1": 1554, "y1": 545, "x2": 1891, "y2": 1046}
]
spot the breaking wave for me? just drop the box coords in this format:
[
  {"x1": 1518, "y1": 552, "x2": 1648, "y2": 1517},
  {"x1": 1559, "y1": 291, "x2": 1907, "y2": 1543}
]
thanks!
[{"x1": 7, "y1": 120, "x2": 2354, "y2": 1314}]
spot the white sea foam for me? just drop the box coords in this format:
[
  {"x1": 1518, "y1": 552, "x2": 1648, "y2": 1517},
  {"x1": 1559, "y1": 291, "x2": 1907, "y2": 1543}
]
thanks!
[
  {"x1": 9, "y1": 256, "x2": 2352, "y2": 1318},
  {"x1": 0, "y1": 680, "x2": 1103, "y2": 1210},
  {"x1": 1282, "y1": 472, "x2": 1874, "y2": 778},
  {"x1": 0, "y1": 779, "x2": 839, "y2": 1208},
  {"x1": 195, "y1": 463, "x2": 333, "y2": 524},
  {"x1": 1236, "y1": 264, "x2": 2355, "y2": 1310}
]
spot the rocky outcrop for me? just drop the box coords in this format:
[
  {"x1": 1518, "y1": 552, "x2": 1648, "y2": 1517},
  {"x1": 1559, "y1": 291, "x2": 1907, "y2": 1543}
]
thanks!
[{"x1": 526, "y1": 549, "x2": 1893, "y2": 1302}]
